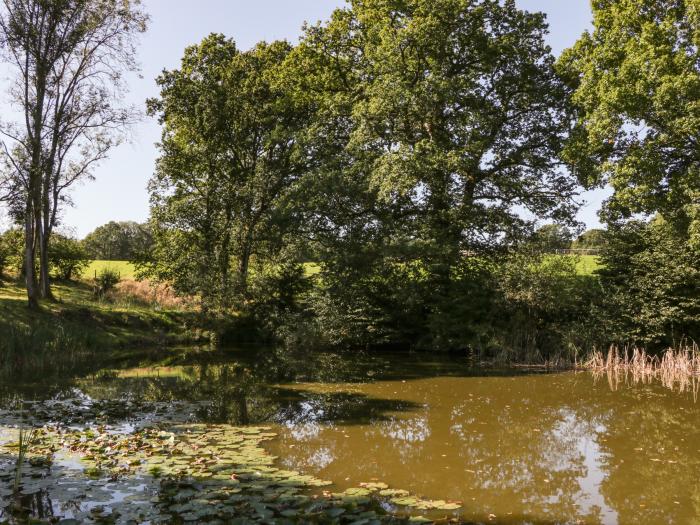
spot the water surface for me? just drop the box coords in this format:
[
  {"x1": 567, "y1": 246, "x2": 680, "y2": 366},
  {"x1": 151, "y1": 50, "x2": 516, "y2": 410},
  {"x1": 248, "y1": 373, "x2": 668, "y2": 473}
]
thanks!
[{"x1": 2, "y1": 347, "x2": 699, "y2": 524}]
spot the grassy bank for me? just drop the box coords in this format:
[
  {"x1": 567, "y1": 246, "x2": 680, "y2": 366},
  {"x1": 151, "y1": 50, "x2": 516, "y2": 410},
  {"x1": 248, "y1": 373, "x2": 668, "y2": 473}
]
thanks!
[
  {"x1": 0, "y1": 275, "x2": 206, "y2": 378},
  {"x1": 0, "y1": 254, "x2": 602, "y2": 378}
]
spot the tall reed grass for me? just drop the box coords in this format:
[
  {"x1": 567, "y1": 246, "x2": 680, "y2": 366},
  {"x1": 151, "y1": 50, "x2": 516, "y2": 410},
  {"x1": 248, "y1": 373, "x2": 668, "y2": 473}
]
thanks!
[
  {"x1": 584, "y1": 344, "x2": 700, "y2": 397},
  {"x1": 13, "y1": 424, "x2": 36, "y2": 493},
  {"x1": 0, "y1": 321, "x2": 98, "y2": 378},
  {"x1": 106, "y1": 279, "x2": 193, "y2": 310}
]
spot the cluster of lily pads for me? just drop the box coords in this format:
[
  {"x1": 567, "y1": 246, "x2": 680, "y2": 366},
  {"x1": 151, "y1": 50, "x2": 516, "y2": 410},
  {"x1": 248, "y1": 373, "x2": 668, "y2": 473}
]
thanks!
[
  {"x1": 0, "y1": 397, "x2": 205, "y2": 430},
  {"x1": 0, "y1": 407, "x2": 463, "y2": 524}
]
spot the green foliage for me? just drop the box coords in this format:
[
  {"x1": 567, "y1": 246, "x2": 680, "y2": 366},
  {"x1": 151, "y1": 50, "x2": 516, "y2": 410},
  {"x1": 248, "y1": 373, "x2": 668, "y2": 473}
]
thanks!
[
  {"x1": 0, "y1": 228, "x2": 25, "y2": 276},
  {"x1": 0, "y1": 233, "x2": 9, "y2": 279},
  {"x1": 94, "y1": 267, "x2": 121, "y2": 297},
  {"x1": 597, "y1": 218, "x2": 700, "y2": 347},
  {"x1": 48, "y1": 235, "x2": 90, "y2": 281},
  {"x1": 572, "y1": 229, "x2": 607, "y2": 250},
  {"x1": 493, "y1": 251, "x2": 603, "y2": 362},
  {"x1": 557, "y1": 0, "x2": 700, "y2": 352},
  {"x1": 560, "y1": 0, "x2": 700, "y2": 236},
  {"x1": 83, "y1": 221, "x2": 152, "y2": 261},
  {"x1": 143, "y1": 35, "x2": 310, "y2": 312},
  {"x1": 0, "y1": 321, "x2": 98, "y2": 379},
  {"x1": 96, "y1": 0, "x2": 700, "y2": 359},
  {"x1": 532, "y1": 224, "x2": 575, "y2": 251},
  {"x1": 279, "y1": 0, "x2": 579, "y2": 352}
]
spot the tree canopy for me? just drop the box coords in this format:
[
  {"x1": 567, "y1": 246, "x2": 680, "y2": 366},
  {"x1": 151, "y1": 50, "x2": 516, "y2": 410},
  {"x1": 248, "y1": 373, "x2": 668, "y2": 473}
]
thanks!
[
  {"x1": 83, "y1": 221, "x2": 152, "y2": 261},
  {"x1": 143, "y1": 35, "x2": 310, "y2": 311},
  {"x1": 560, "y1": 0, "x2": 700, "y2": 235}
]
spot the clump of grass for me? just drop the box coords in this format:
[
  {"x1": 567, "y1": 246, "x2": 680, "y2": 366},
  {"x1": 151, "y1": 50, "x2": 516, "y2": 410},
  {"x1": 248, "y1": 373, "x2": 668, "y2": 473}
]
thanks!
[
  {"x1": 13, "y1": 423, "x2": 37, "y2": 493},
  {"x1": 0, "y1": 321, "x2": 98, "y2": 379},
  {"x1": 106, "y1": 278, "x2": 192, "y2": 310},
  {"x1": 584, "y1": 344, "x2": 700, "y2": 396}
]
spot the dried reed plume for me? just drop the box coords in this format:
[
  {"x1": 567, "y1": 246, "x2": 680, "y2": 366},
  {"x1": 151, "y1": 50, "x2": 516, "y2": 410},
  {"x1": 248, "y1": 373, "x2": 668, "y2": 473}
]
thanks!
[
  {"x1": 584, "y1": 344, "x2": 700, "y2": 398},
  {"x1": 107, "y1": 279, "x2": 195, "y2": 310}
]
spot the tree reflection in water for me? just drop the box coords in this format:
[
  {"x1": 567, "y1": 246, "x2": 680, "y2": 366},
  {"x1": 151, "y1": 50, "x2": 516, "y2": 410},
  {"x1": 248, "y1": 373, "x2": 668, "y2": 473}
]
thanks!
[{"x1": 0, "y1": 347, "x2": 699, "y2": 524}]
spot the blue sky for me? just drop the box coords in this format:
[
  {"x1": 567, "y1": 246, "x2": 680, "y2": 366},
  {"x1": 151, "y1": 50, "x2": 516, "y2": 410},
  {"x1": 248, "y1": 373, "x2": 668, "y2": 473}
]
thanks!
[{"x1": 11, "y1": 0, "x2": 602, "y2": 237}]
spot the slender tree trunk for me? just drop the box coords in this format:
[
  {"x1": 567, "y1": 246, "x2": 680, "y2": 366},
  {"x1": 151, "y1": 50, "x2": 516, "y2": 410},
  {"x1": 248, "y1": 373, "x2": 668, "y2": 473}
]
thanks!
[
  {"x1": 39, "y1": 160, "x2": 55, "y2": 300},
  {"x1": 238, "y1": 245, "x2": 251, "y2": 296},
  {"x1": 23, "y1": 205, "x2": 39, "y2": 310},
  {"x1": 38, "y1": 229, "x2": 53, "y2": 300}
]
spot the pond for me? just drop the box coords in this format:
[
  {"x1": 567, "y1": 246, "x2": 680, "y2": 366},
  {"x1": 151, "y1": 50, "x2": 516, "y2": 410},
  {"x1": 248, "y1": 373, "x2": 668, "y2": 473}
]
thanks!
[{"x1": 1, "y1": 347, "x2": 699, "y2": 524}]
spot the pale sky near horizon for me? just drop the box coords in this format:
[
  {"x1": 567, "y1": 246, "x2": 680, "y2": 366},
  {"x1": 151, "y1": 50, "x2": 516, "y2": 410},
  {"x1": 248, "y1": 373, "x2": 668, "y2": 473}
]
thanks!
[{"x1": 2, "y1": 0, "x2": 605, "y2": 237}]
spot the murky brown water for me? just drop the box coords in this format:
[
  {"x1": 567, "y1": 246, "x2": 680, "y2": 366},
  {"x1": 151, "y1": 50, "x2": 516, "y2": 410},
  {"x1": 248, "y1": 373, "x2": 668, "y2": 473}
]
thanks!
[
  {"x1": 2, "y1": 348, "x2": 699, "y2": 524},
  {"x1": 267, "y1": 371, "x2": 700, "y2": 524}
]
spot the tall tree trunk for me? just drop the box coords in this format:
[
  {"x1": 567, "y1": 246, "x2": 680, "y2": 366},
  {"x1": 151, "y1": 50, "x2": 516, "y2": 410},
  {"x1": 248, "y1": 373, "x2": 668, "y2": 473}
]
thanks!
[
  {"x1": 238, "y1": 245, "x2": 251, "y2": 296},
  {"x1": 23, "y1": 206, "x2": 39, "y2": 310},
  {"x1": 38, "y1": 229, "x2": 53, "y2": 300}
]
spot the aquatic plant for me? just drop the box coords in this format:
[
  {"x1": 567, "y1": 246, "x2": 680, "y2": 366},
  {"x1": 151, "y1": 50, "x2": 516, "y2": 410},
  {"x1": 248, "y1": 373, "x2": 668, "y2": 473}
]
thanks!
[
  {"x1": 0, "y1": 395, "x2": 462, "y2": 523},
  {"x1": 12, "y1": 424, "x2": 36, "y2": 494},
  {"x1": 584, "y1": 344, "x2": 700, "y2": 396}
]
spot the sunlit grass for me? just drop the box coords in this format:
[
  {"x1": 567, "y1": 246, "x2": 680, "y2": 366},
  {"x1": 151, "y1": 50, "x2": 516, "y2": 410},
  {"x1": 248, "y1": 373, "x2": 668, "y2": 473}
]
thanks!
[
  {"x1": 575, "y1": 255, "x2": 600, "y2": 276},
  {"x1": 0, "y1": 274, "x2": 200, "y2": 379},
  {"x1": 83, "y1": 260, "x2": 136, "y2": 280}
]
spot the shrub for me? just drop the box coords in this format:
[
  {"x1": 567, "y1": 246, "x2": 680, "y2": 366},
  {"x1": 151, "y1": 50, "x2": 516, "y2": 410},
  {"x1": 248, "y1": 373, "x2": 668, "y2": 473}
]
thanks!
[
  {"x1": 0, "y1": 228, "x2": 24, "y2": 276},
  {"x1": 0, "y1": 235, "x2": 8, "y2": 280},
  {"x1": 597, "y1": 217, "x2": 700, "y2": 348},
  {"x1": 94, "y1": 267, "x2": 121, "y2": 297},
  {"x1": 493, "y1": 251, "x2": 604, "y2": 363},
  {"x1": 49, "y1": 234, "x2": 90, "y2": 280}
]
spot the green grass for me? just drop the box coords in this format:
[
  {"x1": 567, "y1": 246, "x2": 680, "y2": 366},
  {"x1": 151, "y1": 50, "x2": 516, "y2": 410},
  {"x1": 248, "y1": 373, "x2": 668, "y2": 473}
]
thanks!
[
  {"x1": 83, "y1": 260, "x2": 136, "y2": 280},
  {"x1": 575, "y1": 255, "x2": 600, "y2": 276},
  {"x1": 303, "y1": 257, "x2": 600, "y2": 277},
  {"x1": 303, "y1": 262, "x2": 321, "y2": 277},
  {"x1": 0, "y1": 275, "x2": 206, "y2": 379}
]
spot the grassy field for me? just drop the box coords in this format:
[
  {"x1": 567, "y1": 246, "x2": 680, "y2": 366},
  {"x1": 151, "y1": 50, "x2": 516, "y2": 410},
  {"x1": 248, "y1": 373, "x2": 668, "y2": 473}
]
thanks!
[
  {"x1": 575, "y1": 255, "x2": 601, "y2": 276},
  {"x1": 81, "y1": 257, "x2": 596, "y2": 281},
  {"x1": 83, "y1": 260, "x2": 137, "y2": 280},
  {"x1": 305, "y1": 257, "x2": 600, "y2": 278}
]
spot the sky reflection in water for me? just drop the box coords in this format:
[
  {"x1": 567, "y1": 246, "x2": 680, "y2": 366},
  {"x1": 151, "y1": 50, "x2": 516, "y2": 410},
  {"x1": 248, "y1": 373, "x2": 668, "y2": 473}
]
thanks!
[{"x1": 1, "y1": 347, "x2": 699, "y2": 524}]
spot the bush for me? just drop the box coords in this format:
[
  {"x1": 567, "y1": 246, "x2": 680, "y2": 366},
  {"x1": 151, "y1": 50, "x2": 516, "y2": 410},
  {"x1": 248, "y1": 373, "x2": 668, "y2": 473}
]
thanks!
[
  {"x1": 492, "y1": 251, "x2": 604, "y2": 362},
  {"x1": 597, "y1": 217, "x2": 700, "y2": 348},
  {"x1": 0, "y1": 228, "x2": 25, "y2": 276},
  {"x1": 49, "y1": 234, "x2": 90, "y2": 280},
  {"x1": 0, "y1": 234, "x2": 8, "y2": 280},
  {"x1": 94, "y1": 267, "x2": 121, "y2": 297}
]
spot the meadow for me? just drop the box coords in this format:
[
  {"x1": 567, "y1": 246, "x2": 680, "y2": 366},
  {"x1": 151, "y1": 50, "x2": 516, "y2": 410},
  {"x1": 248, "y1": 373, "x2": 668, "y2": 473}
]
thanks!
[
  {"x1": 83, "y1": 260, "x2": 137, "y2": 280},
  {"x1": 575, "y1": 255, "x2": 600, "y2": 276}
]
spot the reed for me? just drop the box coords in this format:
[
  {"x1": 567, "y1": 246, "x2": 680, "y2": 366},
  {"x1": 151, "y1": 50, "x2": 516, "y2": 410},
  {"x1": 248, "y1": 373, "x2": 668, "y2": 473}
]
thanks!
[
  {"x1": 0, "y1": 321, "x2": 97, "y2": 379},
  {"x1": 584, "y1": 344, "x2": 700, "y2": 396},
  {"x1": 106, "y1": 278, "x2": 193, "y2": 310},
  {"x1": 13, "y1": 423, "x2": 37, "y2": 493}
]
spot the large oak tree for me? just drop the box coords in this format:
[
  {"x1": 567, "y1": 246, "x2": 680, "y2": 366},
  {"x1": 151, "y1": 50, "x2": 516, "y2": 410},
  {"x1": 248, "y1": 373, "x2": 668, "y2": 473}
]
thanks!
[{"x1": 145, "y1": 35, "x2": 310, "y2": 311}]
